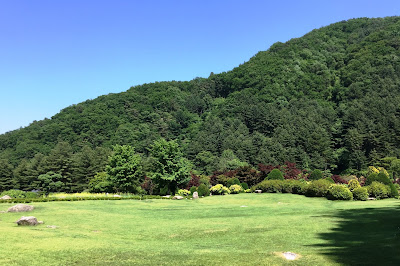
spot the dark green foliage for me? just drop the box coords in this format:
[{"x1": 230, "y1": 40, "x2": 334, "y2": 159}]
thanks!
[
  {"x1": 352, "y1": 187, "x2": 369, "y2": 201},
  {"x1": 252, "y1": 180, "x2": 284, "y2": 193},
  {"x1": 309, "y1": 170, "x2": 324, "y2": 180},
  {"x1": 304, "y1": 179, "x2": 332, "y2": 197},
  {"x1": 240, "y1": 182, "x2": 249, "y2": 190},
  {"x1": 37, "y1": 172, "x2": 65, "y2": 195},
  {"x1": 266, "y1": 169, "x2": 284, "y2": 180},
  {"x1": 226, "y1": 177, "x2": 241, "y2": 187},
  {"x1": 189, "y1": 186, "x2": 197, "y2": 195},
  {"x1": 366, "y1": 181, "x2": 390, "y2": 199},
  {"x1": 3, "y1": 17, "x2": 400, "y2": 191},
  {"x1": 327, "y1": 185, "x2": 353, "y2": 200},
  {"x1": 197, "y1": 184, "x2": 209, "y2": 197}
]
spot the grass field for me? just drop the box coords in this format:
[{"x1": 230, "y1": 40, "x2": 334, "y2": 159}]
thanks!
[{"x1": 1, "y1": 193, "x2": 399, "y2": 265}]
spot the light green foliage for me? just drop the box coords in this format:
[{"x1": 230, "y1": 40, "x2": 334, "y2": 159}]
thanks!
[
  {"x1": 252, "y1": 180, "x2": 284, "y2": 193},
  {"x1": 0, "y1": 189, "x2": 26, "y2": 198},
  {"x1": 366, "y1": 181, "x2": 390, "y2": 199},
  {"x1": 229, "y1": 184, "x2": 243, "y2": 194},
  {"x1": 216, "y1": 149, "x2": 247, "y2": 171},
  {"x1": 210, "y1": 184, "x2": 231, "y2": 195},
  {"x1": 266, "y1": 169, "x2": 284, "y2": 180},
  {"x1": 88, "y1": 172, "x2": 113, "y2": 193},
  {"x1": 177, "y1": 189, "x2": 190, "y2": 196},
  {"x1": 303, "y1": 179, "x2": 332, "y2": 197},
  {"x1": 150, "y1": 139, "x2": 191, "y2": 194},
  {"x1": 348, "y1": 179, "x2": 361, "y2": 191},
  {"x1": 352, "y1": 187, "x2": 369, "y2": 201},
  {"x1": 327, "y1": 185, "x2": 353, "y2": 200},
  {"x1": 282, "y1": 179, "x2": 307, "y2": 194},
  {"x1": 106, "y1": 145, "x2": 143, "y2": 193}
]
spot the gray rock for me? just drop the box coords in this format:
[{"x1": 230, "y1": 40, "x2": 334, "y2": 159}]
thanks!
[
  {"x1": 8, "y1": 204, "x2": 34, "y2": 213},
  {"x1": 255, "y1": 190, "x2": 262, "y2": 193},
  {"x1": 16, "y1": 216, "x2": 38, "y2": 226},
  {"x1": 172, "y1": 195, "x2": 184, "y2": 200},
  {"x1": 192, "y1": 192, "x2": 199, "y2": 199},
  {"x1": 0, "y1": 195, "x2": 12, "y2": 200}
]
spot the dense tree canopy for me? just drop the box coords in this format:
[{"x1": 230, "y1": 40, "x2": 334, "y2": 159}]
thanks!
[{"x1": 2, "y1": 17, "x2": 400, "y2": 191}]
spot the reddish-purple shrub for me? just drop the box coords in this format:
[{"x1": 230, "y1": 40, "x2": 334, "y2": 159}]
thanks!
[
  {"x1": 258, "y1": 164, "x2": 279, "y2": 178},
  {"x1": 141, "y1": 176, "x2": 154, "y2": 195},
  {"x1": 186, "y1": 173, "x2": 200, "y2": 189},
  {"x1": 331, "y1": 175, "x2": 348, "y2": 184},
  {"x1": 282, "y1": 161, "x2": 303, "y2": 180}
]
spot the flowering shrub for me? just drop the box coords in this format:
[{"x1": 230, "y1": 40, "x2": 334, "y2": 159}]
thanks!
[
  {"x1": 229, "y1": 184, "x2": 244, "y2": 194},
  {"x1": 177, "y1": 189, "x2": 190, "y2": 196},
  {"x1": 348, "y1": 179, "x2": 361, "y2": 191},
  {"x1": 210, "y1": 184, "x2": 230, "y2": 195}
]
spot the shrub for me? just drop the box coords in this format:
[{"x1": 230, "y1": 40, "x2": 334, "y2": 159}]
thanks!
[
  {"x1": 197, "y1": 184, "x2": 210, "y2": 197},
  {"x1": 324, "y1": 177, "x2": 335, "y2": 183},
  {"x1": 240, "y1": 182, "x2": 249, "y2": 190},
  {"x1": 177, "y1": 189, "x2": 190, "y2": 196},
  {"x1": 352, "y1": 187, "x2": 369, "y2": 201},
  {"x1": 226, "y1": 177, "x2": 241, "y2": 187},
  {"x1": 309, "y1": 169, "x2": 323, "y2": 180},
  {"x1": 24, "y1": 192, "x2": 39, "y2": 199},
  {"x1": 0, "y1": 189, "x2": 26, "y2": 198},
  {"x1": 266, "y1": 169, "x2": 284, "y2": 180},
  {"x1": 282, "y1": 179, "x2": 307, "y2": 194},
  {"x1": 365, "y1": 172, "x2": 399, "y2": 198},
  {"x1": 252, "y1": 180, "x2": 284, "y2": 193},
  {"x1": 366, "y1": 181, "x2": 390, "y2": 199},
  {"x1": 304, "y1": 179, "x2": 332, "y2": 197},
  {"x1": 327, "y1": 185, "x2": 353, "y2": 200},
  {"x1": 210, "y1": 184, "x2": 230, "y2": 195},
  {"x1": 189, "y1": 186, "x2": 197, "y2": 195},
  {"x1": 348, "y1": 179, "x2": 361, "y2": 191},
  {"x1": 244, "y1": 189, "x2": 252, "y2": 193},
  {"x1": 229, "y1": 184, "x2": 243, "y2": 194},
  {"x1": 331, "y1": 175, "x2": 348, "y2": 184}
]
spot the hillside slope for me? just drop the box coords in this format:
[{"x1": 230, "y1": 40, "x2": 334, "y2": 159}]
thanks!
[{"x1": 1, "y1": 16, "x2": 400, "y2": 191}]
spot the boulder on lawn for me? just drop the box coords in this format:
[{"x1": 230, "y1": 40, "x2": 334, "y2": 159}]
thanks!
[
  {"x1": 8, "y1": 204, "x2": 35, "y2": 213},
  {"x1": 16, "y1": 216, "x2": 38, "y2": 226},
  {"x1": 0, "y1": 195, "x2": 12, "y2": 200},
  {"x1": 172, "y1": 195, "x2": 184, "y2": 200},
  {"x1": 192, "y1": 192, "x2": 199, "y2": 199},
  {"x1": 255, "y1": 190, "x2": 262, "y2": 193}
]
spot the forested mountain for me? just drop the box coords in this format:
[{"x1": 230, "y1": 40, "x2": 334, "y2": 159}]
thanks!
[{"x1": 2, "y1": 16, "x2": 400, "y2": 192}]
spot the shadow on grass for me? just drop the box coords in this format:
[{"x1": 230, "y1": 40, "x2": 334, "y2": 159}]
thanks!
[{"x1": 312, "y1": 205, "x2": 400, "y2": 265}]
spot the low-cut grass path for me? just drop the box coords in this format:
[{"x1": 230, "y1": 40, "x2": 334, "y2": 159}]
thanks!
[{"x1": 1, "y1": 194, "x2": 399, "y2": 265}]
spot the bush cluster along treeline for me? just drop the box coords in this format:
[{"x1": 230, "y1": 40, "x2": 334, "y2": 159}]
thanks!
[{"x1": 2, "y1": 17, "x2": 400, "y2": 192}]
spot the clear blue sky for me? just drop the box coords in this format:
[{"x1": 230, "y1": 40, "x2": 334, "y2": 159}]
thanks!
[{"x1": 1, "y1": 0, "x2": 399, "y2": 134}]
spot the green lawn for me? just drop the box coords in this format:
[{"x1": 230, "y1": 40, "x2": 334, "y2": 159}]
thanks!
[{"x1": 1, "y1": 194, "x2": 399, "y2": 265}]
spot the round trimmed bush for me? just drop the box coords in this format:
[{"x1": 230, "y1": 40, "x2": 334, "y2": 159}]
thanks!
[
  {"x1": 366, "y1": 181, "x2": 390, "y2": 199},
  {"x1": 348, "y1": 179, "x2": 361, "y2": 191},
  {"x1": 229, "y1": 184, "x2": 243, "y2": 194},
  {"x1": 197, "y1": 184, "x2": 209, "y2": 197},
  {"x1": 324, "y1": 177, "x2": 335, "y2": 183},
  {"x1": 189, "y1": 186, "x2": 197, "y2": 195},
  {"x1": 240, "y1": 182, "x2": 249, "y2": 190},
  {"x1": 352, "y1": 187, "x2": 368, "y2": 201},
  {"x1": 252, "y1": 180, "x2": 284, "y2": 193},
  {"x1": 327, "y1": 185, "x2": 353, "y2": 200},
  {"x1": 266, "y1": 169, "x2": 284, "y2": 180},
  {"x1": 282, "y1": 179, "x2": 307, "y2": 194},
  {"x1": 304, "y1": 179, "x2": 332, "y2": 197},
  {"x1": 210, "y1": 184, "x2": 230, "y2": 195},
  {"x1": 309, "y1": 169, "x2": 324, "y2": 180}
]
